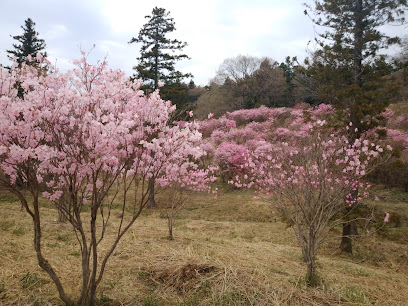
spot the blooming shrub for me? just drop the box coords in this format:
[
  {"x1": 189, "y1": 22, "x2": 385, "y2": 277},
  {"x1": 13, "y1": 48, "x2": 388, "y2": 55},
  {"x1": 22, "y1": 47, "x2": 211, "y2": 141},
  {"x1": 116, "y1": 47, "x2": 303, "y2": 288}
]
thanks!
[
  {"x1": 198, "y1": 117, "x2": 236, "y2": 137},
  {"x1": 226, "y1": 106, "x2": 285, "y2": 125},
  {"x1": 231, "y1": 122, "x2": 391, "y2": 285},
  {"x1": 214, "y1": 142, "x2": 248, "y2": 182},
  {"x1": 312, "y1": 103, "x2": 335, "y2": 116},
  {"x1": 0, "y1": 53, "x2": 211, "y2": 305},
  {"x1": 385, "y1": 128, "x2": 408, "y2": 151},
  {"x1": 388, "y1": 114, "x2": 408, "y2": 131}
]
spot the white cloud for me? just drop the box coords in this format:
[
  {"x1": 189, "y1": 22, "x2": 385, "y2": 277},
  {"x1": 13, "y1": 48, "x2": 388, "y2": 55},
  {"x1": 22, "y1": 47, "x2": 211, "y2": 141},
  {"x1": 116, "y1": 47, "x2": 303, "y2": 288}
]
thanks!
[
  {"x1": 43, "y1": 24, "x2": 69, "y2": 41},
  {"x1": 0, "y1": 0, "x2": 353, "y2": 85}
]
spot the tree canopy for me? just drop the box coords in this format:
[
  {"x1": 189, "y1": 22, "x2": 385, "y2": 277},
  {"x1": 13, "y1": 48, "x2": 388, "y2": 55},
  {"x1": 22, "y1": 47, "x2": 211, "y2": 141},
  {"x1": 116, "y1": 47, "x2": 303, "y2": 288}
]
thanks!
[
  {"x1": 7, "y1": 18, "x2": 47, "y2": 66},
  {"x1": 129, "y1": 7, "x2": 191, "y2": 90},
  {"x1": 303, "y1": 0, "x2": 408, "y2": 132}
]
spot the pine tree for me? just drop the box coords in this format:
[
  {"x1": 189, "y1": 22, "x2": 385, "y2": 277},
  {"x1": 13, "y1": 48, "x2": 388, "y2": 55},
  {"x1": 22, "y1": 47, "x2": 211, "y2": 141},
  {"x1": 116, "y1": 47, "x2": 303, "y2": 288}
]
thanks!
[
  {"x1": 304, "y1": 0, "x2": 408, "y2": 253},
  {"x1": 304, "y1": 1, "x2": 407, "y2": 128},
  {"x1": 7, "y1": 18, "x2": 47, "y2": 66},
  {"x1": 129, "y1": 7, "x2": 192, "y2": 90},
  {"x1": 129, "y1": 7, "x2": 192, "y2": 208}
]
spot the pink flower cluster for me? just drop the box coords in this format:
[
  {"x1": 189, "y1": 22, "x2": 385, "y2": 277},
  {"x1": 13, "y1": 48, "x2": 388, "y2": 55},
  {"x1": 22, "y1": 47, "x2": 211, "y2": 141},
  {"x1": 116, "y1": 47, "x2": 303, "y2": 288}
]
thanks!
[
  {"x1": 231, "y1": 121, "x2": 391, "y2": 210},
  {"x1": 214, "y1": 142, "x2": 248, "y2": 180},
  {"x1": 225, "y1": 106, "x2": 286, "y2": 126},
  {"x1": 385, "y1": 128, "x2": 408, "y2": 151},
  {"x1": 211, "y1": 126, "x2": 264, "y2": 145},
  {"x1": 193, "y1": 104, "x2": 339, "y2": 183},
  {"x1": 312, "y1": 103, "x2": 335, "y2": 116},
  {"x1": 0, "y1": 54, "x2": 212, "y2": 203},
  {"x1": 388, "y1": 115, "x2": 408, "y2": 131},
  {"x1": 198, "y1": 117, "x2": 236, "y2": 137}
]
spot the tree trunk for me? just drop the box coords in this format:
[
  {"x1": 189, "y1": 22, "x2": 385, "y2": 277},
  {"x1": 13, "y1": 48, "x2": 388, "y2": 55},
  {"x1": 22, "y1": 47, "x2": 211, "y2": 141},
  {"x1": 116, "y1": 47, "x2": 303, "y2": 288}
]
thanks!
[
  {"x1": 340, "y1": 220, "x2": 358, "y2": 253},
  {"x1": 353, "y1": 0, "x2": 363, "y2": 86},
  {"x1": 30, "y1": 192, "x2": 74, "y2": 305},
  {"x1": 304, "y1": 233, "x2": 319, "y2": 287},
  {"x1": 340, "y1": 0, "x2": 363, "y2": 255},
  {"x1": 168, "y1": 217, "x2": 174, "y2": 240},
  {"x1": 147, "y1": 177, "x2": 157, "y2": 208},
  {"x1": 306, "y1": 258, "x2": 318, "y2": 287},
  {"x1": 57, "y1": 193, "x2": 68, "y2": 222},
  {"x1": 89, "y1": 204, "x2": 99, "y2": 306},
  {"x1": 340, "y1": 222, "x2": 353, "y2": 253},
  {"x1": 77, "y1": 247, "x2": 90, "y2": 305}
]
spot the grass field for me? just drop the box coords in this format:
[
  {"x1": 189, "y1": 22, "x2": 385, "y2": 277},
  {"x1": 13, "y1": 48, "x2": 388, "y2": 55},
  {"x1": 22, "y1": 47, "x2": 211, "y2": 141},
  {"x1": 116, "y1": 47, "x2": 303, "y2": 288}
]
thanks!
[{"x1": 0, "y1": 185, "x2": 407, "y2": 305}]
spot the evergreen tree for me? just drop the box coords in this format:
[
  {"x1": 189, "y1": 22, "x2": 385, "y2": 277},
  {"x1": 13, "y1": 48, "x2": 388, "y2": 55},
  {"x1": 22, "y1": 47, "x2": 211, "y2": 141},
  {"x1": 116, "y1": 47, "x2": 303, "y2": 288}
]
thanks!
[
  {"x1": 129, "y1": 7, "x2": 192, "y2": 208},
  {"x1": 304, "y1": 0, "x2": 407, "y2": 129},
  {"x1": 304, "y1": 0, "x2": 408, "y2": 253},
  {"x1": 129, "y1": 7, "x2": 192, "y2": 90},
  {"x1": 159, "y1": 82, "x2": 189, "y2": 109},
  {"x1": 7, "y1": 18, "x2": 47, "y2": 66}
]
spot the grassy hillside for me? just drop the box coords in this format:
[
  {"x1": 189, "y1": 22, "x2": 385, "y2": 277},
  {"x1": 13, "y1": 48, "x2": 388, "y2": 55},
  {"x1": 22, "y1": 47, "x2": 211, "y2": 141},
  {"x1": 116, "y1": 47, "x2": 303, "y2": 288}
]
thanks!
[{"x1": 0, "y1": 185, "x2": 407, "y2": 305}]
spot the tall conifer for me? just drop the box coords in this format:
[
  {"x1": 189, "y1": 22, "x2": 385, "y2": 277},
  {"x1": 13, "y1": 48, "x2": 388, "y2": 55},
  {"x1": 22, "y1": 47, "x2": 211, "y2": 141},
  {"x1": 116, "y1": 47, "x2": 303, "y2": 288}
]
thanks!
[{"x1": 7, "y1": 18, "x2": 47, "y2": 66}]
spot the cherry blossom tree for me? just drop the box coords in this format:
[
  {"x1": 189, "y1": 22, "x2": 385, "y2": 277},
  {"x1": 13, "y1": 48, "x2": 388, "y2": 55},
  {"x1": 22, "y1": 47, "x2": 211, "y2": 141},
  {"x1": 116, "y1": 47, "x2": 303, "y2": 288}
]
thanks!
[{"x1": 0, "y1": 53, "x2": 204, "y2": 305}]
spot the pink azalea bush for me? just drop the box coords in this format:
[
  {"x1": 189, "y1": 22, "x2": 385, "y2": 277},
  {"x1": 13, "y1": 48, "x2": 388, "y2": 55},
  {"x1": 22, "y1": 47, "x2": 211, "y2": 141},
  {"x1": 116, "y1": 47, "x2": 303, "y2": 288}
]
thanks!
[
  {"x1": 154, "y1": 121, "x2": 217, "y2": 239},
  {"x1": 198, "y1": 117, "x2": 236, "y2": 137},
  {"x1": 385, "y1": 128, "x2": 408, "y2": 151},
  {"x1": 388, "y1": 114, "x2": 408, "y2": 131},
  {"x1": 0, "y1": 54, "x2": 210, "y2": 305},
  {"x1": 211, "y1": 126, "x2": 263, "y2": 145},
  {"x1": 232, "y1": 122, "x2": 391, "y2": 285},
  {"x1": 214, "y1": 142, "x2": 248, "y2": 182},
  {"x1": 312, "y1": 103, "x2": 335, "y2": 116},
  {"x1": 226, "y1": 105, "x2": 286, "y2": 126}
]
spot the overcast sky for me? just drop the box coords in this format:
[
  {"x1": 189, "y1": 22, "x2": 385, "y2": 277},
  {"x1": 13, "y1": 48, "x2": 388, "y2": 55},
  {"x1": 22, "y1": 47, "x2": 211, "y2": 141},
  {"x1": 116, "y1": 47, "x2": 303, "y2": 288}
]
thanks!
[{"x1": 0, "y1": 0, "x2": 405, "y2": 85}]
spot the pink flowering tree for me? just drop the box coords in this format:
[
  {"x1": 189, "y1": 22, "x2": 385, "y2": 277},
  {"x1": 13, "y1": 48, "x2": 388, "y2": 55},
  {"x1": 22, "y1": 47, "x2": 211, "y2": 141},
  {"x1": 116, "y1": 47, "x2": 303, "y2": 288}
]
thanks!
[
  {"x1": 234, "y1": 122, "x2": 390, "y2": 285},
  {"x1": 0, "y1": 54, "x2": 203, "y2": 305},
  {"x1": 157, "y1": 165, "x2": 216, "y2": 240},
  {"x1": 155, "y1": 124, "x2": 217, "y2": 239}
]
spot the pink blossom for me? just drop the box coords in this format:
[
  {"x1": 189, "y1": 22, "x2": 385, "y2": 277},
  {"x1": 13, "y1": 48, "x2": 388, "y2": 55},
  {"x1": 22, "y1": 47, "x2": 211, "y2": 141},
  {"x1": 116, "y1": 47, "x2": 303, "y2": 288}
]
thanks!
[
  {"x1": 384, "y1": 212, "x2": 390, "y2": 223},
  {"x1": 312, "y1": 104, "x2": 334, "y2": 116}
]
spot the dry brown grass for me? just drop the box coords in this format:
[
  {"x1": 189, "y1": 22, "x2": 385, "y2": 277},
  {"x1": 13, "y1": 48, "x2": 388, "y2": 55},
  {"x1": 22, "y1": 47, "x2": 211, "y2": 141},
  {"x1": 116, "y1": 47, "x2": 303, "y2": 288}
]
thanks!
[{"x1": 0, "y1": 186, "x2": 408, "y2": 305}]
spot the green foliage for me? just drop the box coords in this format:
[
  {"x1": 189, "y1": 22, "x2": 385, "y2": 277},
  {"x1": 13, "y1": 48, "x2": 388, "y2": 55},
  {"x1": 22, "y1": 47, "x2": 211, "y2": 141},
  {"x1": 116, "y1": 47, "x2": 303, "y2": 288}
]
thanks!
[
  {"x1": 305, "y1": 272, "x2": 323, "y2": 288},
  {"x1": 0, "y1": 195, "x2": 18, "y2": 202},
  {"x1": 280, "y1": 56, "x2": 296, "y2": 86},
  {"x1": 56, "y1": 233, "x2": 70, "y2": 242},
  {"x1": 20, "y1": 272, "x2": 42, "y2": 290},
  {"x1": 0, "y1": 282, "x2": 5, "y2": 301},
  {"x1": 303, "y1": 0, "x2": 408, "y2": 133},
  {"x1": 129, "y1": 7, "x2": 191, "y2": 90},
  {"x1": 97, "y1": 294, "x2": 113, "y2": 305},
  {"x1": 142, "y1": 295, "x2": 161, "y2": 306},
  {"x1": 341, "y1": 286, "x2": 370, "y2": 304},
  {"x1": 368, "y1": 159, "x2": 408, "y2": 191},
  {"x1": 159, "y1": 81, "x2": 190, "y2": 109},
  {"x1": 214, "y1": 290, "x2": 249, "y2": 305},
  {"x1": 7, "y1": 18, "x2": 47, "y2": 66},
  {"x1": 12, "y1": 226, "x2": 25, "y2": 236}
]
